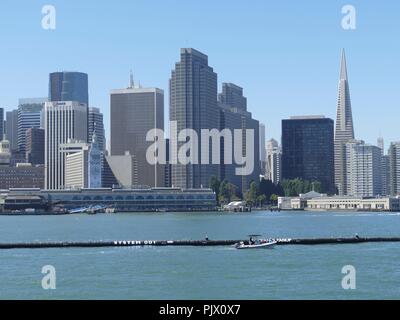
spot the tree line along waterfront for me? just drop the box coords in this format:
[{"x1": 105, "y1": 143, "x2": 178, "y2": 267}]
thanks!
[{"x1": 209, "y1": 176, "x2": 322, "y2": 208}]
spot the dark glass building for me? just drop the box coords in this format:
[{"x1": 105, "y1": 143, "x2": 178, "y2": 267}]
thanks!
[
  {"x1": 218, "y1": 83, "x2": 247, "y2": 111},
  {"x1": 218, "y1": 83, "x2": 260, "y2": 194},
  {"x1": 49, "y1": 72, "x2": 89, "y2": 106},
  {"x1": 282, "y1": 116, "x2": 335, "y2": 194},
  {"x1": 26, "y1": 128, "x2": 45, "y2": 165},
  {"x1": 170, "y1": 48, "x2": 220, "y2": 189}
]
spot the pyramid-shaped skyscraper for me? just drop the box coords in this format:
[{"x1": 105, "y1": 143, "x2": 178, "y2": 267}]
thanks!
[{"x1": 334, "y1": 49, "x2": 355, "y2": 195}]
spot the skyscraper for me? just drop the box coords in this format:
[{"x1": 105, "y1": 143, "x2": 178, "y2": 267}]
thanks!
[
  {"x1": 334, "y1": 49, "x2": 355, "y2": 195},
  {"x1": 170, "y1": 48, "x2": 219, "y2": 189},
  {"x1": 17, "y1": 102, "x2": 44, "y2": 154},
  {"x1": 49, "y1": 72, "x2": 89, "y2": 106},
  {"x1": 110, "y1": 84, "x2": 164, "y2": 187},
  {"x1": 5, "y1": 110, "x2": 18, "y2": 152},
  {"x1": 282, "y1": 116, "x2": 335, "y2": 194},
  {"x1": 44, "y1": 101, "x2": 88, "y2": 190},
  {"x1": 88, "y1": 107, "x2": 106, "y2": 152},
  {"x1": 346, "y1": 140, "x2": 382, "y2": 197},
  {"x1": 218, "y1": 83, "x2": 260, "y2": 193}
]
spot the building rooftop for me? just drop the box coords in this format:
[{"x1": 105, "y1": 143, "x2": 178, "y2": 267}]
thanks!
[
  {"x1": 110, "y1": 87, "x2": 164, "y2": 95},
  {"x1": 289, "y1": 115, "x2": 326, "y2": 120},
  {"x1": 180, "y1": 48, "x2": 208, "y2": 62}
]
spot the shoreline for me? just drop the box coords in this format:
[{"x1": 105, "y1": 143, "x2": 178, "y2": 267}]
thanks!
[{"x1": 1, "y1": 209, "x2": 400, "y2": 216}]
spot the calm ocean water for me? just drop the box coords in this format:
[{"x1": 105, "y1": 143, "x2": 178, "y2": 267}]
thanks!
[{"x1": 0, "y1": 211, "x2": 400, "y2": 300}]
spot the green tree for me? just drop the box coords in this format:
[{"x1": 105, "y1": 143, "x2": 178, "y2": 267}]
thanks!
[
  {"x1": 281, "y1": 178, "x2": 322, "y2": 196},
  {"x1": 257, "y1": 194, "x2": 267, "y2": 207},
  {"x1": 219, "y1": 180, "x2": 238, "y2": 205},
  {"x1": 209, "y1": 176, "x2": 221, "y2": 203},
  {"x1": 244, "y1": 181, "x2": 258, "y2": 207},
  {"x1": 258, "y1": 179, "x2": 284, "y2": 203},
  {"x1": 270, "y1": 194, "x2": 278, "y2": 205}
]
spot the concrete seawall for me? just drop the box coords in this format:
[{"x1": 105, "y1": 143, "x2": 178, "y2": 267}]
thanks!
[{"x1": 1, "y1": 237, "x2": 400, "y2": 249}]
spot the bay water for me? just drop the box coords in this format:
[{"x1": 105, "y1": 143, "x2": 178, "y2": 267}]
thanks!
[{"x1": 0, "y1": 211, "x2": 399, "y2": 299}]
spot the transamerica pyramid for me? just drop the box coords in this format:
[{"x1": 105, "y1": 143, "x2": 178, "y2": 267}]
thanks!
[{"x1": 334, "y1": 49, "x2": 355, "y2": 195}]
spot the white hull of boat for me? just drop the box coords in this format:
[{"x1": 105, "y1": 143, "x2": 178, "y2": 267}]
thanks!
[{"x1": 235, "y1": 241, "x2": 277, "y2": 249}]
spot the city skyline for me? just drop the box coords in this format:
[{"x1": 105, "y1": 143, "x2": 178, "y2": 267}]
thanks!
[{"x1": 1, "y1": 1, "x2": 400, "y2": 146}]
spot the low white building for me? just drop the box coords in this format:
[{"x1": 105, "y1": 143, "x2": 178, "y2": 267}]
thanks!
[
  {"x1": 278, "y1": 191, "x2": 400, "y2": 212},
  {"x1": 278, "y1": 191, "x2": 327, "y2": 210},
  {"x1": 307, "y1": 196, "x2": 400, "y2": 212}
]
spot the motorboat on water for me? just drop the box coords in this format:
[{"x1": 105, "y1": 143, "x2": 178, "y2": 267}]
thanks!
[{"x1": 234, "y1": 235, "x2": 277, "y2": 249}]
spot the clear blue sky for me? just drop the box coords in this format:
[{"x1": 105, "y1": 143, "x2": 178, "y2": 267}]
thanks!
[{"x1": 1, "y1": 0, "x2": 399, "y2": 149}]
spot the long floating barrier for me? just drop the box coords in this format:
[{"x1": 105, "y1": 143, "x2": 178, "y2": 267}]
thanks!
[{"x1": 1, "y1": 237, "x2": 400, "y2": 250}]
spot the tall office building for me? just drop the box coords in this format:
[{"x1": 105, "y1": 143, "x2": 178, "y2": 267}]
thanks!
[
  {"x1": 334, "y1": 49, "x2": 355, "y2": 195},
  {"x1": 44, "y1": 101, "x2": 88, "y2": 190},
  {"x1": 26, "y1": 128, "x2": 45, "y2": 165},
  {"x1": 282, "y1": 116, "x2": 335, "y2": 194},
  {"x1": 345, "y1": 140, "x2": 382, "y2": 197},
  {"x1": 218, "y1": 83, "x2": 260, "y2": 193},
  {"x1": 17, "y1": 103, "x2": 44, "y2": 154},
  {"x1": 266, "y1": 139, "x2": 282, "y2": 184},
  {"x1": 170, "y1": 48, "x2": 219, "y2": 189},
  {"x1": 88, "y1": 107, "x2": 106, "y2": 152},
  {"x1": 0, "y1": 108, "x2": 3, "y2": 142},
  {"x1": 49, "y1": 72, "x2": 89, "y2": 106},
  {"x1": 110, "y1": 84, "x2": 164, "y2": 187},
  {"x1": 388, "y1": 142, "x2": 400, "y2": 196},
  {"x1": 6, "y1": 110, "x2": 18, "y2": 152}
]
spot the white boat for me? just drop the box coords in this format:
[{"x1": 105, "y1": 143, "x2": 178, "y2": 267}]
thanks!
[{"x1": 235, "y1": 235, "x2": 277, "y2": 249}]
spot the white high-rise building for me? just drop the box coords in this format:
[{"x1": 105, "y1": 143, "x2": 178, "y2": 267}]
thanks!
[
  {"x1": 346, "y1": 140, "x2": 382, "y2": 197},
  {"x1": 266, "y1": 139, "x2": 281, "y2": 184},
  {"x1": 44, "y1": 101, "x2": 88, "y2": 190}
]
